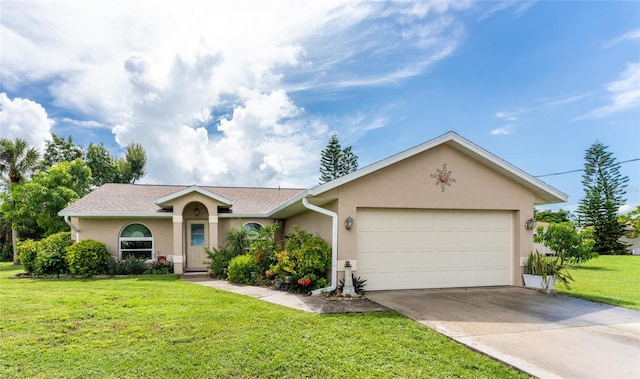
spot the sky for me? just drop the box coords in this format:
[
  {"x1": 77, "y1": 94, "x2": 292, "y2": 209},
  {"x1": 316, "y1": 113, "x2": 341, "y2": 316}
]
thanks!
[{"x1": 1, "y1": 1, "x2": 639, "y2": 214}]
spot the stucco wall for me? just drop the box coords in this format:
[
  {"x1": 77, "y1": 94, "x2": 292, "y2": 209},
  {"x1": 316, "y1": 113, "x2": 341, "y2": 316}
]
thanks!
[
  {"x1": 72, "y1": 217, "x2": 174, "y2": 258},
  {"x1": 71, "y1": 215, "x2": 282, "y2": 259},
  {"x1": 283, "y1": 201, "x2": 335, "y2": 245}
]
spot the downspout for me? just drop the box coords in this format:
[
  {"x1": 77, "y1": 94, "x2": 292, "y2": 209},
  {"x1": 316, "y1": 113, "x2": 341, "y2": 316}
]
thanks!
[
  {"x1": 302, "y1": 197, "x2": 338, "y2": 296},
  {"x1": 64, "y1": 216, "x2": 79, "y2": 241}
]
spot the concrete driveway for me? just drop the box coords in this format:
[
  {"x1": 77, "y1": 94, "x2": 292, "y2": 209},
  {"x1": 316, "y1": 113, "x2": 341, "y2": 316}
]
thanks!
[{"x1": 367, "y1": 287, "x2": 640, "y2": 379}]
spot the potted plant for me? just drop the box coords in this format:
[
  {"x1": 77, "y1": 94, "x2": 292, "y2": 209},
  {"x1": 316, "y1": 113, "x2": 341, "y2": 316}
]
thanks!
[{"x1": 523, "y1": 251, "x2": 573, "y2": 290}]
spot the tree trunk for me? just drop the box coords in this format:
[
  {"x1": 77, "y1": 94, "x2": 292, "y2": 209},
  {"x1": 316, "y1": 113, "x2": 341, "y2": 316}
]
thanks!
[{"x1": 12, "y1": 228, "x2": 19, "y2": 265}]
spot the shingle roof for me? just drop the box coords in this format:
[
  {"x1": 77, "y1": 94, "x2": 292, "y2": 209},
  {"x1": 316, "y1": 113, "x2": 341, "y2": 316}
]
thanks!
[{"x1": 59, "y1": 183, "x2": 306, "y2": 217}]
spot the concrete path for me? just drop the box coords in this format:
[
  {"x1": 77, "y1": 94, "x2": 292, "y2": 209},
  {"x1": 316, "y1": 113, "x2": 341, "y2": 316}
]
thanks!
[
  {"x1": 181, "y1": 276, "x2": 326, "y2": 313},
  {"x1": 367, "y1": 287, "x2": 640, "y2": 379}
]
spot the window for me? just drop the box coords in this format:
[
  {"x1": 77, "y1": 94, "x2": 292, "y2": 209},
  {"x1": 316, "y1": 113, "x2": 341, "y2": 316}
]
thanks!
[
  {"x1": 191, "y1": 223, "x2": 205, "y2": 246},
  {"x1": 120, "y1": 223, "x2": 153, "y2": 260},
  {"x1": 243, "y1": 222, "x2": 263, "y2": 236}
]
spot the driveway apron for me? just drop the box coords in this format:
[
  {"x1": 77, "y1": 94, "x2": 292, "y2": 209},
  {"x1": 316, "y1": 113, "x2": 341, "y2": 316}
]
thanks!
[{"x1": 367, "y1": 287, "x2": 640, "y2": 379}]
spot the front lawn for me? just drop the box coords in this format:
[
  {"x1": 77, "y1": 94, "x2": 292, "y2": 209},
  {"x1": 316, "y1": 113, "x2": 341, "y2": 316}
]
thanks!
[
  {"x1": 0, "y1": 263, "x2": 528, "y2": 378},
  {"x1": 557, "y1": 255, "x2": 640, "y2": 310}
]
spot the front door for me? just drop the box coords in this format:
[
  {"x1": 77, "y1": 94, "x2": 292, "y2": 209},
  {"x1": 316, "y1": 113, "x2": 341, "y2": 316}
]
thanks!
[{"x1": 186, "y1": 220, "x2": 209, "y2": 270}]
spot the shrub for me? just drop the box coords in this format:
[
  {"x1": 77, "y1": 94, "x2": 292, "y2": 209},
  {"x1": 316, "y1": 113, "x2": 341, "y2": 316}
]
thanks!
[
  {"x1": 336, "y1": 274, "x2": 368, "y2": 295},
  {"x1": 33, "y1": 232, "x2": 72, "y2": 276},
  {"x1": 17, "y1": 239, "x2": 39, "y2": 273},
  {"x1": 249, "y1": 222, "x2": 282, "y2": 274},
  {"x1": 107, "y1": 256, "x2": 148, "y2": 275},
  {"x1": 207, "y1": 247, "x2": 236, "y2": 279},
  {"x1": 225, "y1": 227, "x2": 252, "y2": 256},
  {"x1": 270, "y1": 226, "x2": 331, "y2": 293},
  {"x1": 0, "y1": 243, "x2": 13, "y2": 262},
  {"x1": 66, "y1": 239, "x2": 110, "y2": 277},
  {"x1": 535, "y1": 223, "x2": 597, "y2": 265},
  {"x1": 227, "y1": 254, "x2": 259, "y2": 284},
  {"x1": 144, "y1": 257, "x2": 174, "y2": 275}
]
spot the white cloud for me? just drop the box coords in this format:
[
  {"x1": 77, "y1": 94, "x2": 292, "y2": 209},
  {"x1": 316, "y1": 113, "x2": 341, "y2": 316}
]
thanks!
[
  {"x1": 603, "y1": 29, "x2": 640, "y2": 49},
  {"x1": 495, "y1": 111, "x2": 519, "y2": 122},
  {"x1": 58, "y1": 118, "x2": 109, "y2": 129},
  {"x1": 578, "y1": 62, "x2": 640, "y2": 119},
  {"x1": 541, "y1": 93, "x2": 590, "y2": 106},
  {"x1": 619, "y1": 204, "x2": 636, "y2": 214},
  {"x1": 490, "y1": 126, "x2": 513, "y2": 135},
  {"x1": 0, "y1": 1, "x2": 471, "y2": 187},
  {"x1": 0, "y1": 93, "x2": 53, "y2": 152},
  {"x1": 479, "y1": 1, "x2": 536, "y2": 20}
]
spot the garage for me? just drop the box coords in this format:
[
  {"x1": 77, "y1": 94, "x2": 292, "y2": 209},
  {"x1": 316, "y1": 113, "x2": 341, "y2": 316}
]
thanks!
[{"x1": 357, "y1": 208, "x2": 513, "y2": 291}]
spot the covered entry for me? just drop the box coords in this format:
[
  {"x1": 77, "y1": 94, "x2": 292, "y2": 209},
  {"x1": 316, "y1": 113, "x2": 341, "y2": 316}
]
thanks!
[{"x1": 357, "y1": 209, "x2": 513, "y2": 291}]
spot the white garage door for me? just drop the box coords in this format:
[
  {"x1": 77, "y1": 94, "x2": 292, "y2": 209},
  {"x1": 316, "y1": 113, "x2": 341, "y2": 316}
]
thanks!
[{"x1": 357, "y1": 209, "x2": 513, "y2": 291}]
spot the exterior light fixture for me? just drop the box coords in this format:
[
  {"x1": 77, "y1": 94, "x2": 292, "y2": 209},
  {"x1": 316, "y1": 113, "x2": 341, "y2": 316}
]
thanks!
[
  {"x1": 344, "y1": 216, "x2": 354, "y2": 230},
  {"x1": 194, "y1": 206, "x2": 200, "y2": 216},
  {"x1": 525, "y1": 218, "x2": 537, "y2": 230}
]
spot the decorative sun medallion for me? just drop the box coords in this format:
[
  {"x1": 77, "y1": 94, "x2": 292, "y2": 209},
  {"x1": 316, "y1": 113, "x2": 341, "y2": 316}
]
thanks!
[{"x1": 430, "y1": 164, "x2": 456, "y2": 192}]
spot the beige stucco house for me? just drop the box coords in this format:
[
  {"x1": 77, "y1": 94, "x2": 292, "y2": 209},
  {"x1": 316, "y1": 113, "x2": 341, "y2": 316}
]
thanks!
[{"x1": 59, "y1": 132, "x2": 567, "y2": 292}]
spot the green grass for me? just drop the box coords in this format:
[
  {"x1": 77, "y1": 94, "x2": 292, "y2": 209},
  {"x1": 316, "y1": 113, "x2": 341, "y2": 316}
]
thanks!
[
  {"x1": 0, "y1": 263, "x2": 528, "y2": 379},
  {"x1": 556, "y1": 255, "x2": 640, "y2": 310}
]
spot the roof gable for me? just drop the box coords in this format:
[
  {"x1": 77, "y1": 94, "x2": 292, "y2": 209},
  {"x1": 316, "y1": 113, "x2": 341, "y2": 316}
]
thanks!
[
  {"x1": 270, "y1": 131, "x2": 567, "y2": 218},
  {"x1": 155, "y1": 185, "x2": 233, "y2": 207},
  {"x1": 308, "y1": 131, "x2": 567, "y2": 204}
]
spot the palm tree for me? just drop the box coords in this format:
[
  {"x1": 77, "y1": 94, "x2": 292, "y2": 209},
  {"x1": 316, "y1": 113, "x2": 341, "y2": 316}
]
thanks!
[
  {"x1": 0, "y1": 138, "x2": 40, "y2": 185},
  {"x1": 0, "y1": 138, "x2": 41, "y2": 263}
]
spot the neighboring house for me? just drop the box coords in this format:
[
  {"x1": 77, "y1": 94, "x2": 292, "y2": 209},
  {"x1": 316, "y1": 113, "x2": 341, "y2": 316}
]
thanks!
[
  {"x1": 621, "y1": 226, "x2": 640, "y2": 255},
  {"x1": 532, "y1": 221, "x2": 558, "y2": 256},
  {"x1": 59, "y1": 131, "x2": 567, "y2": 291}
]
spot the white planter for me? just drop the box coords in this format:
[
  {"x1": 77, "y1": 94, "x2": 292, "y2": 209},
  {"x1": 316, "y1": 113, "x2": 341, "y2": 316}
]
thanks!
[{"x1": 523, "y1": 274, "x2": 555, "y2": 290}]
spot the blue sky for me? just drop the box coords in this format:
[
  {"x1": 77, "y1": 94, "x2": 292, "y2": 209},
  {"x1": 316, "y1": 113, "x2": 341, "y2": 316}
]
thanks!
[{"x1": 1, "y1": 1, "x2": 638, "y2": 213}]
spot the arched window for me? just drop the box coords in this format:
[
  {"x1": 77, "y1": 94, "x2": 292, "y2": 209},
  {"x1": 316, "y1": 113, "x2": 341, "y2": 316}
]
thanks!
[
  {"x1": 243, "y1": 222, "x2": 263, "y2": 236},
  {"x1": 120, "y1": 223, "x2": 154, "y2": 260}
]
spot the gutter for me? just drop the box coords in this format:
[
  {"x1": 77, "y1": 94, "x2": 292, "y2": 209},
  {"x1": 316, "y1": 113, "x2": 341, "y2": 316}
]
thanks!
[
  {"x1": 64, "y1": 215, "x2": 78, "y2": 232},
  {"x1": 301, "y1": 197, "x2": 338, "y2": 296},
  {"x1": 64, "y1": 216, "x2": 79, "y2": 241}
]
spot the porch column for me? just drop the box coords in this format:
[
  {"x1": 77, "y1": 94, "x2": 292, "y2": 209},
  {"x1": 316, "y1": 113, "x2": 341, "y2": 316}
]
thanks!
[
  {"x1": 172, "y1": 215, "x2": 184, "y2": 274},
  {"x1": 208, "y1": 215, "x2": 218, "y2": 250}
]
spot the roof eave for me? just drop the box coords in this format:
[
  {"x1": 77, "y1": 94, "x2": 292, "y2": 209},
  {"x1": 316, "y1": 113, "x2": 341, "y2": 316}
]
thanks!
[{"x1": 58, "y1": 212, "x2": 173, "y2": 218}]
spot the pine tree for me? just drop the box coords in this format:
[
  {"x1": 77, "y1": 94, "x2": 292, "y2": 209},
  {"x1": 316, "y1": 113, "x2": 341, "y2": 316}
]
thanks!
[
  {"x1": 319, "y1": 134, "x2": 358, "y2": 183},
  {"x1": 338, "y1": 146, "x2": 359, "y2": 177},
  {"x1": 577, "y1": 142, "x2": 629, "y2": 255}
]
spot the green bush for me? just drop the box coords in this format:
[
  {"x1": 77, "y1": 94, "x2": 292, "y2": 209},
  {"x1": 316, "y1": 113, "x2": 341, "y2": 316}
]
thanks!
[
  {"x1": 227, "y1": 254, "x2": 259, "y2": 284},
  {"x1": 207, "y1": 247, "x2": 236, "y2": 278},
  {"x1": 17, "y1": 239, "x2": 39, "y2": 273},
  {"x1": 66, "y1": 239, "x2": 110, "y2": 277},
  {"x1": 107, "y1": 256, "x2": 148, "y2": 275},
  {"x1": 534, "y1": 223, "x2": 597, "y2": 264},
  {"x1": 249, "y1": 222, "x2": 282, "y2": 273},
  {"x1": 0, "y1": 243, "x2": 13, "y2": 262},
  {"x1": 143, "y1": 257, "x2": 174, "y2": 275},
  {"x1": 270, "y1": 226, "x2": 331, "y2": 293},
  {"x1": 33, "y1": 232, "x2": 72, "y2": 276}
]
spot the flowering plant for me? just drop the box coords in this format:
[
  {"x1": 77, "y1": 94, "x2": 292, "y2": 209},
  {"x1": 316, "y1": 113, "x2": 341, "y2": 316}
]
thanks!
[{"x1": 297, "y1": 277, "x2": 312, "y2": 286}]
